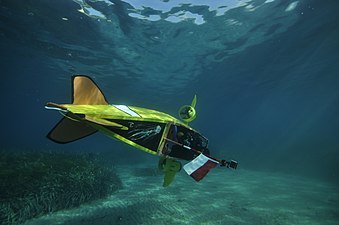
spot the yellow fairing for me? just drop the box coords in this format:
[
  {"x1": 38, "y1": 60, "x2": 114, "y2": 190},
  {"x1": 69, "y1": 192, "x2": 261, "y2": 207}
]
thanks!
[
  {"x1": 46, "y1": 76, "x2": 186, "y2": 158},
  {"x1": 60, "y1": 104, "x2": 185, "y2": 155},
  {"x1": 62, "y1": 104, "x2": 183, "y2": 124}
]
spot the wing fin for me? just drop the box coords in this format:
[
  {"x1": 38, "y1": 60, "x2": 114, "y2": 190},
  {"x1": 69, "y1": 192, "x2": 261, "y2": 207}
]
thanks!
[{"x1": 72, "y1": 75, "x2": 109, "y2": 105}]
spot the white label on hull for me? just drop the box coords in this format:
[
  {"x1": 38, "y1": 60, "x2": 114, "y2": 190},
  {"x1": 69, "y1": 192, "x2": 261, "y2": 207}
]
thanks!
[{"x1": 113, "y1": 105, "x2": 140, "y2": 117}]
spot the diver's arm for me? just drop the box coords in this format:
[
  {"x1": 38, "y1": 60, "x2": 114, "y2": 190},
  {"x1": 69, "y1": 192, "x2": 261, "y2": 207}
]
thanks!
[
  {"x1": 220, "y1": 159, "x2": 238, "y2": 169},
  {"x1": 164, "y1": 137, "x2": 238, "y2": 169}
]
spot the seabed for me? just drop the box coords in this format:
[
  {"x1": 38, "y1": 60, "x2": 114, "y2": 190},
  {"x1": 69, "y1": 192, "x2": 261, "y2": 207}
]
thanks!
[{"x1": 23, "y1": 165, "x2": 339, "y2": 225}]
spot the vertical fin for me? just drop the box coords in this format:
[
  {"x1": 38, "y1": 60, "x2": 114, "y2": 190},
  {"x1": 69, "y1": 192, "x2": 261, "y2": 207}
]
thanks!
[{"x1": 72, "y1": 75, "x2": 109, "y2": 105}]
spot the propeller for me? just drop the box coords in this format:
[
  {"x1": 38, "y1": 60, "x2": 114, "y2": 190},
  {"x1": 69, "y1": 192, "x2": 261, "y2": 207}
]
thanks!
[{"x1": 178, "y1": 95, "x2": 197, "y2": 124}]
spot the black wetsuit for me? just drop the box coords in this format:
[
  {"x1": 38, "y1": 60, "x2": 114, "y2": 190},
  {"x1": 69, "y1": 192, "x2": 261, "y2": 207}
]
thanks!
[{"x1": 168, "y1": 126, "x2": 209, "y2": 160}]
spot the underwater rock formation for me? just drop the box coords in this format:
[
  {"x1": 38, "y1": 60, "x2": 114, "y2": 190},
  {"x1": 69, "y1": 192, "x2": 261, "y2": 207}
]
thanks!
[{"x1": 0, "y1": 151, "x2": 122, "y2": 225}]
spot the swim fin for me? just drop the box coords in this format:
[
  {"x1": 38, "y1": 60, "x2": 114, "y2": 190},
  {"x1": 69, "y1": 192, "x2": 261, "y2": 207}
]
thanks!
[{"x1": 161, "y1": 158, "x2": 182, "y2": 187}]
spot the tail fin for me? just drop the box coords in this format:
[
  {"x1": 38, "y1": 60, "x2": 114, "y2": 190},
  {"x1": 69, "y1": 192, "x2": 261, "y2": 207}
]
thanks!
[
  {"x1": 47, "y1": 114, "x2": 97, "y2": 144},
  {"x1": 46, "y1": 75, "x2": 107, "y2": 143},
  {"x1": 72, "y1": 75, "x2": 109, "y2": 105}
]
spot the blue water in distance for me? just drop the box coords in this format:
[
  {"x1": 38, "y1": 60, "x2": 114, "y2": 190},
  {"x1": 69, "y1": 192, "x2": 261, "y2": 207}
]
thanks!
[{"x1": 0, "y1": 0, "x2": 338, "y2": 186}]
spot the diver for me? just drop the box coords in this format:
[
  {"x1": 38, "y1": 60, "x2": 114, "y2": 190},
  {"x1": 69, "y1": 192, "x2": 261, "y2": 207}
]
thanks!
[
  {"x1": 166, "y1": 125, "x2": 210, "y2": 160},
  {"x1": 158, "y1": 124, "x2": 212, "y2": 186}
]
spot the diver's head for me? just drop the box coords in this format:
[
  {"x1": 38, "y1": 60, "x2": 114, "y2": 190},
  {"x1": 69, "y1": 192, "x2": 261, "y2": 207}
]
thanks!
[{"x1": 177, "y1": 131, "x2": 184, "y2": 140}]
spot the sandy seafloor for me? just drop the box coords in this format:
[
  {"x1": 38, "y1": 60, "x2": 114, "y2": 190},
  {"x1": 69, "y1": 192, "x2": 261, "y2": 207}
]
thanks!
[{"x1": 23, "y1": 164, "x2": 339, "y2": 225}]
